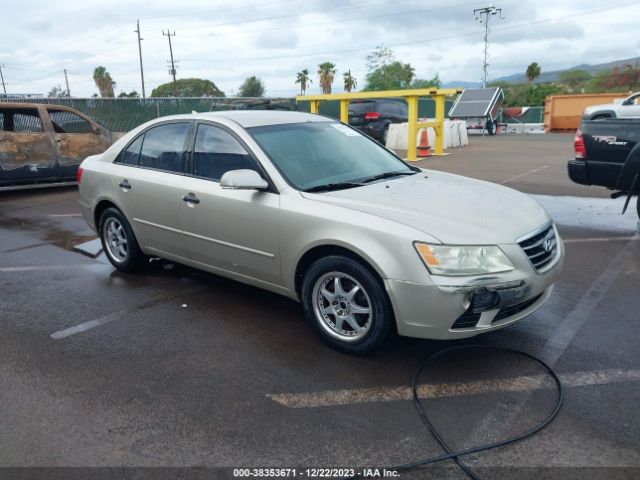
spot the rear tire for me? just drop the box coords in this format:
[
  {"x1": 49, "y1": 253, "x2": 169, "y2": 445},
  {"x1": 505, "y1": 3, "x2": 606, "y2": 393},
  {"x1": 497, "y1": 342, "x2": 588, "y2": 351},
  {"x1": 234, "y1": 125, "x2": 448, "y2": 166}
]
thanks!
[
  {"x1": 98, "y1": 207, "x2": 145, "y2": 272},
  {"x1": 486, "y1": 119, "x2": 496, "y2": 135},
  {"x1": 301, "y1": 255, "x2": 394, "y2": 354}
]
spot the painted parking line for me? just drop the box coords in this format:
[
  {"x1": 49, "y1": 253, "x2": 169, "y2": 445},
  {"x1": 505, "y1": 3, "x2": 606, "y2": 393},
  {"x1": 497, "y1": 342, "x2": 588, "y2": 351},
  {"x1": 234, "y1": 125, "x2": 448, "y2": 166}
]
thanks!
[
  {"x1": 50, "y1": 286, "x2": 205, "y2": 340},
  {"x1": 500, "y1": 165, "x2": 549, "y2": 184},
  {"x1": 563, "y1": 236, "x2": 640, "y2": 244},
  {"x1": 0, "y1": 264, "x2": 93, "y2": 272},
  {"x1": 267, "y1": 368, "x2": 640, "y2": 408},
  {"x1": 48, "y1": 213, "x2": 83, "y2": 217}
]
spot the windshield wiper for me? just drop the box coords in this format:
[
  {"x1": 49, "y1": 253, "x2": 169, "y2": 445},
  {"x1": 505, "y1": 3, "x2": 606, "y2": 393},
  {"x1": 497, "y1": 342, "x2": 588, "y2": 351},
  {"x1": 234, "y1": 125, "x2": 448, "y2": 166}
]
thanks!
[
  {"x1": 360, "y1": 170, "x2": 417, "y2": 183},
  {"x1": 302, "y1": 182, "x2": 365, "y2": 193}
]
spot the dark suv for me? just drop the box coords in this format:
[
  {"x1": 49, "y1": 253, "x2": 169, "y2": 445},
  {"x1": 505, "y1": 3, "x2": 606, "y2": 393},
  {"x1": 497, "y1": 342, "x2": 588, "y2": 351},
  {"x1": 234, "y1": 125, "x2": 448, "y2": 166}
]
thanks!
[{"x1": 348, "y1": 99, "x2": 408, "y2": 144}]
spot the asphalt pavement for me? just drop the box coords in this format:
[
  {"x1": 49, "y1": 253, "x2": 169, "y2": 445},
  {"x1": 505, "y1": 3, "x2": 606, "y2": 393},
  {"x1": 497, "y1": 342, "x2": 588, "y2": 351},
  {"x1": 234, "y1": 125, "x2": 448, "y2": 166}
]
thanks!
[{"x1": 1, "y1": 133, "x2": 639, "y2": 479}]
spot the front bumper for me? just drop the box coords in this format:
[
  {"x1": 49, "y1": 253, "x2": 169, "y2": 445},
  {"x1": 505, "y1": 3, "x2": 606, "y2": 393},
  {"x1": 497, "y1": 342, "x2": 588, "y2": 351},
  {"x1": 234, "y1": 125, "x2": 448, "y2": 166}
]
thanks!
[{"x1": 384, "y1": 237, "x2": 564, "y2": 340}]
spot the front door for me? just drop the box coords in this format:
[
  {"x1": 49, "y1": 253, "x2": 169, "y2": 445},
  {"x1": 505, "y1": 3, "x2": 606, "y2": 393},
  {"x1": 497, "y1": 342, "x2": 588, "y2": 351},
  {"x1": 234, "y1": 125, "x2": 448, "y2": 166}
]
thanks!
[
  {"x1": 179, "y1": 122, "x2": 281, "y2": 286},
  {"x1": 46, "y1": 108, "x2": 112, "y2": 180}
]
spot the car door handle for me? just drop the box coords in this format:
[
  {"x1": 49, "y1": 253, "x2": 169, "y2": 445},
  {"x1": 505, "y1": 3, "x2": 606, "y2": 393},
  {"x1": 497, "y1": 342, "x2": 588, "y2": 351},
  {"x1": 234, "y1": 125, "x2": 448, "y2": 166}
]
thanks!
[
  {"x1": 182, "y1": 193, "x2": 200, "y2": 204},
  {"x1": 118, "y1": 180, "x2": 131, "y2": 190}
]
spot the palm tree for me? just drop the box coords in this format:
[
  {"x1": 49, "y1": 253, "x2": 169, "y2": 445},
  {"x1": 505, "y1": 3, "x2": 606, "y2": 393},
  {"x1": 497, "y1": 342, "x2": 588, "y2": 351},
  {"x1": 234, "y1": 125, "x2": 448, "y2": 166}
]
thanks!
[
  {"x1": 343, "y1": 70, "x2": 357, "y2": 92},
  {"x1": 93, "y1": 66, "x2": 115, "y2": 97},
  {"x1": 525, "y1": 62, "x2": 541, "y2": 83},
  {"x1": 317, "y1": 62, "x2": 337, "y2": 94},
  {"x1": 295, "y1": 69, "x2": 312, "y2": 95}
]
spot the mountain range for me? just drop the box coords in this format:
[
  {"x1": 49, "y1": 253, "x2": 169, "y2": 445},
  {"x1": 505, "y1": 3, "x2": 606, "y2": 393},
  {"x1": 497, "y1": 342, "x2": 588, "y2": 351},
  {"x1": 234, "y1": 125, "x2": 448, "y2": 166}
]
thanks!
[{"x1": 442, "y1": 56, "x2": 640, "y2": 88}]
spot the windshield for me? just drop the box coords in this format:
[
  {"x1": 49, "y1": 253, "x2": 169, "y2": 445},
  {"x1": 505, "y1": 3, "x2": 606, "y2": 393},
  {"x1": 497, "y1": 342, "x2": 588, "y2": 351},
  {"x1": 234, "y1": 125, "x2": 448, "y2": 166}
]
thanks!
[{"x1": 247, "y1": 121, "x2": 415, "y2": 191}]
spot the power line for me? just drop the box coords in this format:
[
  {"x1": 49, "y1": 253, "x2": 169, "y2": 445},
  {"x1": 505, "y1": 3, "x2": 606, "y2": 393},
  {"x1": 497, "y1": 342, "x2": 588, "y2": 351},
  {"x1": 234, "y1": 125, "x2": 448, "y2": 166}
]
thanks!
[
  {"x1": 175, "y1": 1, "x2": 488, "y2": 40},
  {"x1": 174, "y1": 1, "x2": 638, "y2": 64}
]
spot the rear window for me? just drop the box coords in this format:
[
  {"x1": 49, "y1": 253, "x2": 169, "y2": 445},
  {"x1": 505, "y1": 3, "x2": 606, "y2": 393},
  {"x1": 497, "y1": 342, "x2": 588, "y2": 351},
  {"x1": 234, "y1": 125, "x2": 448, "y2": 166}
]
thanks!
[{"x1": 349, "y1": 102, "x2": 376, "y2": 114}]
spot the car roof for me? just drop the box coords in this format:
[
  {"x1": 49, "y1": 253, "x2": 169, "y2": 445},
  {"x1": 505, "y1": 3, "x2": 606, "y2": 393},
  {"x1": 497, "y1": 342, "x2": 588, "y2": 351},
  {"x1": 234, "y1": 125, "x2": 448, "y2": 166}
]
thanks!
[{"x1": 162, "y1": 110, "x2": 333, "y2": 128}]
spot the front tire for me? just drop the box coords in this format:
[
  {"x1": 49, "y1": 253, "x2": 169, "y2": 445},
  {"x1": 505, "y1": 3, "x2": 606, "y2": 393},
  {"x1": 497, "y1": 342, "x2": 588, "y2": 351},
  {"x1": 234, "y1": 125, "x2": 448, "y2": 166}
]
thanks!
[
  {"x1": 98, "y1": 207, "x2": 145, "y2": 272},
  {"x1": 301, "y1": 255, "x2": 394, "y2": 354}
]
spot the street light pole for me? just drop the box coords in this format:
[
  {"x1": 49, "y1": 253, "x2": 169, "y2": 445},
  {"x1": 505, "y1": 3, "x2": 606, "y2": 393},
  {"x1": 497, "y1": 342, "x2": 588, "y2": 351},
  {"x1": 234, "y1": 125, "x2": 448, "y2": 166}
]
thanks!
[{"x1": 473, "y1": 5, "x2": 505, "y2": 88}]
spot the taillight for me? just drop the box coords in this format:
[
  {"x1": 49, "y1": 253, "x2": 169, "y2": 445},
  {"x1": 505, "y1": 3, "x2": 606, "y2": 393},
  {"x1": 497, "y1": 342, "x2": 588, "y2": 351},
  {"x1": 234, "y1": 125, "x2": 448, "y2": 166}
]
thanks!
[
  {"x1": 574, "y1": 129, "x2": 586, "y2": 159},
  {"x1": 364, "y1": 111, "x2": 380, "y2": 120},
  {"x1": 76, "y1": 166, "x2": 83, "y2": 184}
]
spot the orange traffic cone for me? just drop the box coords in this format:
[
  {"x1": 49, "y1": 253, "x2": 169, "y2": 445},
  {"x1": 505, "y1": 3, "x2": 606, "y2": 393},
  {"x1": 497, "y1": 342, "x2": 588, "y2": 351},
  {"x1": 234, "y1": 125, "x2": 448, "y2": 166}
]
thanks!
[{"x1": 417, "y1": 129, "x2": 430, "y2": 157}]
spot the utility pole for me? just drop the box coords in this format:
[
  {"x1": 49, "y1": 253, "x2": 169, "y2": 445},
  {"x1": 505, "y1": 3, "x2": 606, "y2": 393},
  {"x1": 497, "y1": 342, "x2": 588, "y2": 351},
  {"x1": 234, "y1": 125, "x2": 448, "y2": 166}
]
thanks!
[
  {"x1": 0, "y1": 65, "x2": 6, "y2": 95},
  {"x1": 162, "y1": 29, "x2": 178, "y2": 96},
  {"x1": 473, "y1": 5, "x2": 505, "y2": 88},
  {"x1": 135, "y1": 19, "x2": 146, "y2": 98},
  {"x1": 63, "y1": 69, "x2": 71, "y2": 97}
]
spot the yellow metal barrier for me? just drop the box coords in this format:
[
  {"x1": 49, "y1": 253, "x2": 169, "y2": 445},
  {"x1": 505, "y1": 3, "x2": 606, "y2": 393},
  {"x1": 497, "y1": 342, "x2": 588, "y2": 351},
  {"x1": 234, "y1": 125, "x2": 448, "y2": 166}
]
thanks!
[{"x1": 296, "y1": 88, "x2": 462, "y2": 160}]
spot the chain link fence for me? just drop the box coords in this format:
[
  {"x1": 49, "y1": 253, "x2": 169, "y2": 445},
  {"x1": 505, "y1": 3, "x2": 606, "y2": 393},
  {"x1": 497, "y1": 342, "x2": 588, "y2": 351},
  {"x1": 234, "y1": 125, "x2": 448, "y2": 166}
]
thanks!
[{"x1": 1, "y1": 96, "x2": 458, "y2": 132}]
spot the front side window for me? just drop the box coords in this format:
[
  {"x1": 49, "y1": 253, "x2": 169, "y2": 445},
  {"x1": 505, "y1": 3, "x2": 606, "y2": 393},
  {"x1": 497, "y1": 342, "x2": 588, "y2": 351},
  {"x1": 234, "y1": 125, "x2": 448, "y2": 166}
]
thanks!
[
  {"x1": 139, "y1": 122, "x2": 190, "y2": 173},
  {"x1": 248, "y1": 121, "x2": 415, "y2": 191},
  {"x1": 193, "y1": 123, "x2": 257, "y2": 181},
  {"x1": 48, "y1": 110, "x2": 92, "y2": 133}
]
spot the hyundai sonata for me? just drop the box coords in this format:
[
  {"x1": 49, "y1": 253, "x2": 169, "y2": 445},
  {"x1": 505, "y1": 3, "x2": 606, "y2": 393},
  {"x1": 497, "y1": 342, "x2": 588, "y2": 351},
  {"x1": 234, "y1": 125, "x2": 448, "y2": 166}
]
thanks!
[{"x1": 78, "y1": 111, "x2": 563, "y2": 353}]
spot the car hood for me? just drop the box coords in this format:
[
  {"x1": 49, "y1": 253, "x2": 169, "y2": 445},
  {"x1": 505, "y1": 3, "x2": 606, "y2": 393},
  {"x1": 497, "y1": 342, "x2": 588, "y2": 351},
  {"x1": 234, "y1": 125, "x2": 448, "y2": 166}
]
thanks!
[{"x1": 300, "y1": 170, "x2": 550, "y2": 244}]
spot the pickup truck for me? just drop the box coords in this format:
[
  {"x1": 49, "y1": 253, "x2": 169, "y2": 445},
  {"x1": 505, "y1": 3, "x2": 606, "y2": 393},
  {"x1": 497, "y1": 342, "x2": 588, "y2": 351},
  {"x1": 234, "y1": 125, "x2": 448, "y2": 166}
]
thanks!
[
  {"x1": 568, "y1": 118, "x2": 640, "y2": 218},
  {"x1": 583, "y1": 91, "x2": 640, "y2": 120}
]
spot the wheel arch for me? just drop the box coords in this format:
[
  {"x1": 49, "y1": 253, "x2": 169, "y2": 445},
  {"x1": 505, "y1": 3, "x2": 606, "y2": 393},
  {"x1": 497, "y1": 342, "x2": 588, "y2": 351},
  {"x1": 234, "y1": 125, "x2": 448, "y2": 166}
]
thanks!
[{"x1": 293, "y1": 244, "x2": 386, "y2": 298}]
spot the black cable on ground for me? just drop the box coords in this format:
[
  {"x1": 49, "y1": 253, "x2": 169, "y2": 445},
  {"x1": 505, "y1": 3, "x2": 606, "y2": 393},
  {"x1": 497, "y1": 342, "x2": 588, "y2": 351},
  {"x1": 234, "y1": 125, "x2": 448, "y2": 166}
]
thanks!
[{"x1": 387, "y1": 344, "x2": 564, "y2": 479}]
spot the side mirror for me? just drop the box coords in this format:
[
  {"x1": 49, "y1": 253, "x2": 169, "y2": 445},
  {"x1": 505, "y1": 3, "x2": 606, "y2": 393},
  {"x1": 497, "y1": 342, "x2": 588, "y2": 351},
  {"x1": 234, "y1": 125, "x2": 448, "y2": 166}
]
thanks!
[{"x1": 220, "y1": 169, "x2": 269, "y2": 190}]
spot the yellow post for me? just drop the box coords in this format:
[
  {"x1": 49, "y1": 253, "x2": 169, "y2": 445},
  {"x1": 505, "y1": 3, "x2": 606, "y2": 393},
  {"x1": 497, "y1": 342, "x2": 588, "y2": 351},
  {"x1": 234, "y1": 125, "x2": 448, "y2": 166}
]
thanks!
[
  {"x1": 339, "y1": 99, "x2": 349, "y2": 123},
  {"x1": 309, "y1": 100, "x2": 320, "y2": 114},
  {"x1": 406, "y1": 96, "x2": 418, "y2": 161},
  {"x1": 434, "y1": 94, "x2": 445, "y2": 155}
]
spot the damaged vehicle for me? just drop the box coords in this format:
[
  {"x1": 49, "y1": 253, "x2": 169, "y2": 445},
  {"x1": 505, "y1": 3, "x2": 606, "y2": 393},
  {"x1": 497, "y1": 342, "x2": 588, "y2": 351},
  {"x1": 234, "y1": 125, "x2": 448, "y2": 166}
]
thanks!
[
  {"x1": 78, "y1": 111, "x2": 564, "y2": 354},
  {"x1": 0, "y1": 103, "x2": 112, "y2": 189}
]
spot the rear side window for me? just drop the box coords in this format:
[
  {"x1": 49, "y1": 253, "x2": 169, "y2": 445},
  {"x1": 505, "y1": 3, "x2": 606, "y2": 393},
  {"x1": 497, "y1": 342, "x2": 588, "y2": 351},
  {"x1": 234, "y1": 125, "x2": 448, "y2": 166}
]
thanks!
[
  {"x1": 0, "y1": 109, "x2": 44, "y2": 133},
  {"x1": 119, "y1": 135, "x2": 144, "y2": 166},
  {"x1": 192, "y1": 123, "x2": 257, "y2": 181},
  {"x1": 48, "y1": 110, "x2": 92, "y2": 133},
  {"x1": 139, "y1": 122, "x2": 190, "y2": 173}
]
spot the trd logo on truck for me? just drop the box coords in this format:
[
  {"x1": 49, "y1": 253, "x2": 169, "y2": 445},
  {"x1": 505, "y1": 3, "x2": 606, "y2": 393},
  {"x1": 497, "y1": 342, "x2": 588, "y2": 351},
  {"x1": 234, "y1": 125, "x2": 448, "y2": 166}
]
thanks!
[{"x1": 592, "y1": 135, "x2": 628, "y2": 146}]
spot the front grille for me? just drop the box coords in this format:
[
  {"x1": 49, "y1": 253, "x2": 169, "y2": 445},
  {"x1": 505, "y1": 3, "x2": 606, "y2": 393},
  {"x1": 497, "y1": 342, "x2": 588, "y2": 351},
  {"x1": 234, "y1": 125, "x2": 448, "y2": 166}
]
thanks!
[
  {"x1": 518, "y1": 224, "x2": 558, "y2": 272},
  {"x1": 492, "y1": 293, "x2": 543, "y2": 323}
]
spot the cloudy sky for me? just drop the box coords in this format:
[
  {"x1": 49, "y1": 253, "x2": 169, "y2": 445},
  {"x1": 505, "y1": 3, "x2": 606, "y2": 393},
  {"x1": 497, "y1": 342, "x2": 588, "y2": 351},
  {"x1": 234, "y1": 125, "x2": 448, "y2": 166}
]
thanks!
[{"x1": 2, "y1": 0, "x2": 639, "y2": 97}]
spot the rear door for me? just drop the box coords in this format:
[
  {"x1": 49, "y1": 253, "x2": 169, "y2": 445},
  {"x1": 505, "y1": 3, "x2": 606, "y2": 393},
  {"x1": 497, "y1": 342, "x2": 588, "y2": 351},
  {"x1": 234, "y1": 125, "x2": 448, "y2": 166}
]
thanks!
[
  {"x1": 0, "y1": 106, "x2": 57, "y2": 185},
  {"x1": 618, "y1": 93, "x2": 640, "y2": 118},
  {"x1": 109, "y1": 121, "x2": 192, "y2": 258},
  {"x1": 46, "y1": 108, "x2": 112, "y2": 180},
  {"x1": 179, "y1": 122, "x2": 281, "y2": 285}
]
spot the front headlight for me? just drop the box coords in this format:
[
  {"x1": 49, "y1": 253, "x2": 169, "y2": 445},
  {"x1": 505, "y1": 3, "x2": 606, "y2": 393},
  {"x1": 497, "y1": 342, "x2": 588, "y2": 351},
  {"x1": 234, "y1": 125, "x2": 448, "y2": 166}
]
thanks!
[{"x1": 414, "y1": 242, "x2": 514, "y2": 276}]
